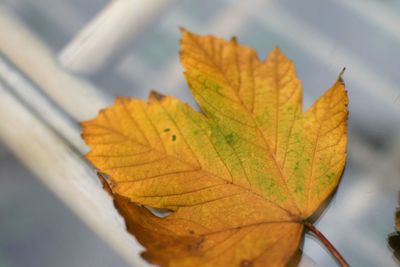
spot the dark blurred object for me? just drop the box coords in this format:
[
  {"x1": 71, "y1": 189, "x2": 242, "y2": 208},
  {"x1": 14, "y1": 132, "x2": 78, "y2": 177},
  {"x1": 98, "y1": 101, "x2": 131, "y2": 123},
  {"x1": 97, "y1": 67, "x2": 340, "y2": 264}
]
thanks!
[
  {"x1": 388, "y1": 232, "x2": 400, "y2": 263},
  {"x1": 388, "y1": 198, "x2": 400, "y2": 264}
]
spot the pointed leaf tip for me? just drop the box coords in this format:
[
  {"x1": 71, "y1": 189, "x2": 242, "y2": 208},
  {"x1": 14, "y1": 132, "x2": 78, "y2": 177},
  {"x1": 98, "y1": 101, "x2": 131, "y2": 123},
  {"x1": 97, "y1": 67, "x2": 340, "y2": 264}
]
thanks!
[{"x1": 149, "y1": 90, "x2": 166, "y2": 101}]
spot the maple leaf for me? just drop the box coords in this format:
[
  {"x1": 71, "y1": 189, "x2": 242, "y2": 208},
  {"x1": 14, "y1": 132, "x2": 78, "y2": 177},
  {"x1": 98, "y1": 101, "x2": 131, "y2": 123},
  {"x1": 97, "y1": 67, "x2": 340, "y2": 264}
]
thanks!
[{"x1": 81, "y1": 29, "x2": 348, "y2": 267}]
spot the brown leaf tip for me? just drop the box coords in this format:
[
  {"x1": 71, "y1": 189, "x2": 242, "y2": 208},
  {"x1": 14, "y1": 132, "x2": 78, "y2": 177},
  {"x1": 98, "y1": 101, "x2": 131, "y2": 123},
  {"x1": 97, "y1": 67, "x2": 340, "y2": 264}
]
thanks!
[
  {"x1": 149, "y1": 90, "x2": 166, "y2": 101},
  {"x1": 179, "y1": 26, "x2": 188, "y2": 33},
  {"x1": 240, "y1": 259, "x2": 253, "y2": 267},
  {"x1": 231, "y1": 36, "x2": 238, "y2": 44},
  {"x1": 338, "y1": 67, "x2": 346, "y2": 87},
  {"x1": 97, "y1": 174, "x2": 113, "y2": 196}
]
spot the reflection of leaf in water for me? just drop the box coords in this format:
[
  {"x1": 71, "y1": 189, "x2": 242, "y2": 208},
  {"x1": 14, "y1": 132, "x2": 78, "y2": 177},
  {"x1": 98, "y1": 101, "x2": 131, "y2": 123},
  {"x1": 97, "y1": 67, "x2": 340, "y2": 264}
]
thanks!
[{"x1": 388, "y1": 205, "x2": 400, "y2": 263}]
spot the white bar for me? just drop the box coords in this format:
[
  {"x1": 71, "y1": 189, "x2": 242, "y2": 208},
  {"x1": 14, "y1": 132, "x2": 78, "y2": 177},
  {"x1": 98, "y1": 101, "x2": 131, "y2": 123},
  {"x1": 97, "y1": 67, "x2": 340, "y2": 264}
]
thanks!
[
  {"x1": 0, "y1": 56, "x2": 86, "y2": 153},
  {"x1": 59, "y1": 0, "x2": 173, "y2": 74},
  {"x1": 0, "y1": 8, "x2": 152, "y2": 266},
  {"x1": 336, "y1": 0, "x2": 400, "y2": 42},
  {"x1": 0, "y1": 8, "x2": 110, "y2": 121},
  {"x1": 0, "y1": 84, "x2": 150, "y2": 267},
  {"x1": 258, "y1": 3, "x2": 400, "y2": 113}
]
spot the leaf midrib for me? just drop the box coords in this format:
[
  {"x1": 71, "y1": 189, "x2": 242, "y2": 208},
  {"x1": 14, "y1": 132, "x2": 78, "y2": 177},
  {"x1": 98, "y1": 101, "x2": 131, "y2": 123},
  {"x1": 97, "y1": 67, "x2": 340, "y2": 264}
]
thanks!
[{"x1": 183, "y1": 34, "x2": 301, "y2": 215}]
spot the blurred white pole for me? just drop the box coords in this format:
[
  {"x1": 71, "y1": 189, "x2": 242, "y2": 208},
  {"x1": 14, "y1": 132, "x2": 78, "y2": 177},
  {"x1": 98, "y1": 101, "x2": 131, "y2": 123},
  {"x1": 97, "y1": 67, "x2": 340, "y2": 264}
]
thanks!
[
  {"x1": 258, "y1": 2, "x2": 400, "y2": 113},
  {"x1": 0, "y1": 6, "x2": 156, "y2": 266},
  {"x1": 0, "y1": 9, "x2": 110, "y2": 121},
  {"x1": 59, "y1": 0, "x2": 173, "y2": 74},
  {"x1": 0, "y1": 56, "x2": 86, "y2": 153},
  {"x1": 0, "y1": 84, "x2": 150, "y2": 267},
  {"x1": 336, "y1": 0, "x2": 400, "y2": 42}
]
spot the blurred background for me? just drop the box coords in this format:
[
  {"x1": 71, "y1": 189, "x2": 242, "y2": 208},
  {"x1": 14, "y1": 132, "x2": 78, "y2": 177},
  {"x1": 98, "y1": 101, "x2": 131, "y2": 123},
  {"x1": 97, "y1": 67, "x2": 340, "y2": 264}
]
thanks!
[{"x1": 0, "y1": 0, "x2": 400, "y2": 266}]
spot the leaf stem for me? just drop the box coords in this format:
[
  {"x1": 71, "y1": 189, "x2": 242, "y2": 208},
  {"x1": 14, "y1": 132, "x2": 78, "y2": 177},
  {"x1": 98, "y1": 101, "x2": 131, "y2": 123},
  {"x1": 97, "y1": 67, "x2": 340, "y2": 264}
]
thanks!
[{"x1": 304, "y1": 222, "x2": 349, "y2": 267}]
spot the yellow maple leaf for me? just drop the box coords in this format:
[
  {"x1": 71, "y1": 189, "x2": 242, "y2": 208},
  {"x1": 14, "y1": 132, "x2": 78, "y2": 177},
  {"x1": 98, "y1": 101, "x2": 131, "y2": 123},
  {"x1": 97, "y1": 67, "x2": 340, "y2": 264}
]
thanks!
[{"x1": 82, "y1": 29, "x2": 348, "y2": 267}]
